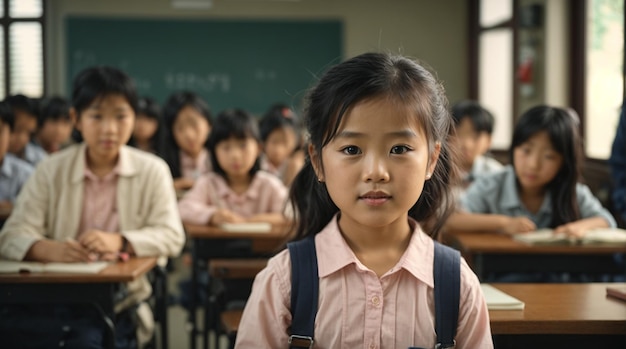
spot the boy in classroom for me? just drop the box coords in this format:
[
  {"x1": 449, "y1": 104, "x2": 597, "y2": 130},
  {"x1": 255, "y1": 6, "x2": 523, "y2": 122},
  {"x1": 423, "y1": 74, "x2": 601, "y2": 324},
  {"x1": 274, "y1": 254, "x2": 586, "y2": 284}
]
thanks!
[
  {"x1": 35, "y1": 96, "x2": 74, "y2": 154},
  {"x1": 0, "y1": 100, "x2": 34, "y2": 226},
  {"x1": 5, "y1": 94, "x2": 48, "y2": 166},
  {"x1": 0, "y1": 66, "x2": 185, "y2": 349},
  {"x1": 451, "y1": 99, "x2": 503, "y2": 190},
  {"x1": 235, "y1": 52, "x2": 492, "y2": 348}
]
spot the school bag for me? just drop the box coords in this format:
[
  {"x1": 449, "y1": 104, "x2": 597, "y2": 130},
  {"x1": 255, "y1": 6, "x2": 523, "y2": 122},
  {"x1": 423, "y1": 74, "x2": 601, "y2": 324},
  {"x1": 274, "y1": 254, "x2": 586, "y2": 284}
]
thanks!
[{"x1": 287, "y1": 236, "x2": 460, "y2": 349}]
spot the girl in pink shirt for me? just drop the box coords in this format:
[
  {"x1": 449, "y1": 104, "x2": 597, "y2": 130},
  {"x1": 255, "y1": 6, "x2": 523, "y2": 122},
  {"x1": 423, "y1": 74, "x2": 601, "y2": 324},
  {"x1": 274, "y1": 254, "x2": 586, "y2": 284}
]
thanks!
[{"x1": 236, "y1": 53, "x2": 493, "y2": 348}]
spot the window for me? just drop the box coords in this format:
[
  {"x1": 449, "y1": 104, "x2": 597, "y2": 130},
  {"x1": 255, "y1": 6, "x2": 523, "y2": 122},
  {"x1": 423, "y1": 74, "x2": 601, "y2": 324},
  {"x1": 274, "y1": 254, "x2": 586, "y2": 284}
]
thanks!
[{"x1": 0, "y1": 0, "x2": 45, "y2": 99}]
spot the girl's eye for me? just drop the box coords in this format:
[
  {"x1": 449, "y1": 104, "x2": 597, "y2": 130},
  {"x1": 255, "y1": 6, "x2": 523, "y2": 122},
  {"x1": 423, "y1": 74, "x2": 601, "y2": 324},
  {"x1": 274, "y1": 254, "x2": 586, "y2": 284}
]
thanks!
[
  {"x1": 341, "y1": 146, "x2": 360, "y2": 155},
  {"x1": 390, "y1": 145, "x2": 410, "y2": 154}
]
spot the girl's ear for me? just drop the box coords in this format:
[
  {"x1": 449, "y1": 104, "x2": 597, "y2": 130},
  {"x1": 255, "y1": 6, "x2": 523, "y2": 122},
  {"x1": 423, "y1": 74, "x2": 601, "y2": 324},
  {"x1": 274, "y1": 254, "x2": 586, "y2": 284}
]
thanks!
[
  {"x1": 308, "y1": 143, "x2": 324, "y2": 182},
  {"x1": 426, "y1": 142, "x2": 442, "y2": 180},
  {"x1": 69, "y1": 108, "x2": 80, "y2": 132}
]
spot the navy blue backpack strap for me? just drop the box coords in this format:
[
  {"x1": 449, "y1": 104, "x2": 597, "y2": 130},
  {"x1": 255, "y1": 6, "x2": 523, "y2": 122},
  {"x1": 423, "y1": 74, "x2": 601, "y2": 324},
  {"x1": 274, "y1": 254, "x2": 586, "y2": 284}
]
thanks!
[
  {"x1": 287, "y1": 236, "x2": 318, "y2": 349},
  {"x1": 433, "y1": 241, "x2": 461, "y2": 349}
]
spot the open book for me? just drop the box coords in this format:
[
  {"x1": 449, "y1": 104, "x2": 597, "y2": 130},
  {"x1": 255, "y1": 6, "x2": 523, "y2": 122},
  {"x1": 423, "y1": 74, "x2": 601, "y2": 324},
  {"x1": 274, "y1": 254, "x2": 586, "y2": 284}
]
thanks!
[
  {"x1": 606, "y1": 286, "x2": 626, "y2": 302},
  {"x1": 0, "y1": 260, "x2": 110, "y2": 274},
  {"x1": 220, "y1": 222, "x2": 272, "y2": 233},
  {"x1": 513, "y1": 228, "x2": 626, "y2": 246},
  {"x1": 480, "y1": 284, "x2": 525, "y2": 310}
]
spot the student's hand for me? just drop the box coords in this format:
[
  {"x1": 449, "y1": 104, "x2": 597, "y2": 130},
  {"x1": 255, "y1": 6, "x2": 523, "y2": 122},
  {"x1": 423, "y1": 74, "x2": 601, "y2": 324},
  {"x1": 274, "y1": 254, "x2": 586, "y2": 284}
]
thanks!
[
  {"x1": 0, "y1": 200, "x2": 12, "y2": 217},
  {"x1": 210, "y1": 209, "x2": 246, "y2": 225},
  {"x1": 26, "y1": 239, "x2": 94, "y2": 263},
  {"x1": 554, "y1": 222, "x2": 587, "y2": 238},
  {"x1": 78, "y1": 229, "x2": 123, "y2": 254},
  {"x1": 174, "y1": 178, "x2": 195, "y2": 191},
  {"x1": 502, "y1": 216, "x2": 536, "y2": 235}
]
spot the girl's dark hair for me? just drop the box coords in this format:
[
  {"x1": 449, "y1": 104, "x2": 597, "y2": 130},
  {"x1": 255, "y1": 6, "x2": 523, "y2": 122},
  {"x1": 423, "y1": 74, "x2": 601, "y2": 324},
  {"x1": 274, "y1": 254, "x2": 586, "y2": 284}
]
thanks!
[
  {"x1": 290, "y1": 52, "x2": 458, "y2": 240},
  {"x1": 208, "y1": 108, "x2": 262, "y2": 180},
  {"x1": 259, "y1": 103, "x2": 298, "y2": 142},
  {"x1": 510, "y1": 105, "x2": 583, "y2": 227},
  {"x1": 70, "y1": 66, "x2": 138, "y2": 142},
  {"x1": 451, "y1": 99, "x2": 495, "y2": 134},
  {"x1": 128, "y1": 96, "x2": 163, "y2": 154},
  {"x1": 41, "y1": 96, "x2": 71, "y2": 126},
  {"x1": 160, "y1": 90, "x2": 213, "y2": 178},
  {"x1": 0, "y1": 100, "x2": 15, "y2": 129},
  {"x1": 6, "y1": 94, "x2": 40, "y2": 121}
]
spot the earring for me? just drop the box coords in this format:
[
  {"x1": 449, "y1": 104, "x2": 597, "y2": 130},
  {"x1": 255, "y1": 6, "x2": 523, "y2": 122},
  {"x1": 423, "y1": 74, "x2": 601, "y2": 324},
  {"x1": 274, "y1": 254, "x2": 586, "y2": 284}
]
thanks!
[{"x1": 425, "y1": 173, "x2": 431, "y2": 179}]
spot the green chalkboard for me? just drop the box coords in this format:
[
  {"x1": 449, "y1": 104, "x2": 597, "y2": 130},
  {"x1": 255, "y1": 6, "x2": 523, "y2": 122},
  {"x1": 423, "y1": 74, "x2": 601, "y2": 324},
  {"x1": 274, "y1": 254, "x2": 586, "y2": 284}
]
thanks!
[{"x1": 66, "y1": 17, "x2": 342, "y2": 114}]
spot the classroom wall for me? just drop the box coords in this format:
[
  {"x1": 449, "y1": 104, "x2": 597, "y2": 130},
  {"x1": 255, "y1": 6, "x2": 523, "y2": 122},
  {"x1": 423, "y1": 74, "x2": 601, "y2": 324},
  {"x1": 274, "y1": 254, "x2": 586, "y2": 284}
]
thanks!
[{"x1": 46, "y1": 0, "x2": 468, "y2": 103}]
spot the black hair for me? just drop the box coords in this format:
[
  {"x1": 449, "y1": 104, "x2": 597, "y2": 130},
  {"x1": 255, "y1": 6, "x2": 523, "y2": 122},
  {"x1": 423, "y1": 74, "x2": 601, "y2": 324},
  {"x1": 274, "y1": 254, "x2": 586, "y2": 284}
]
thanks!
[
  {"x1": 290, "y1": 52, "x2": 459, "y2": 240},
  {"x1": 6, "y1": 94, "x2": 40, "y2": 121},
  {"x1": 259, "y1": 103, "x2": 298, "y2": 142},
  {"x1": 128, "y1": 96, "x2": 163, "y2": 154},
  {"x1": 208, "y1": 108, "x2": 262, "y2": 180},
  {"x1": 40, "y1": 96, "x2": 71, "y2": 126},
  {"x1": 451, "y1": 99, "x2": 495, "y2": 134},
  {"x1": 160, "y1": 90, "x2": 213, "y2": 178},
  {"x1": 510, "y1": 105, "x2": 583, "y2": 227},
  {"x1": 70, "y1": 66, "x2": 138, "y2": 142},
  {"x1": 0, "y1": 100, "x2": 14, "y2": 130}
]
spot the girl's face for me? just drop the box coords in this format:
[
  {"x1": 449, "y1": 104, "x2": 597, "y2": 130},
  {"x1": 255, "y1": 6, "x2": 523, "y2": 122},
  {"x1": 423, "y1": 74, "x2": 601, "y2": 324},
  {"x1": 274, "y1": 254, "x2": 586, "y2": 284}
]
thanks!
[
  {"x1": 513, "y1": 130, "x2": 563, "y2": 193},
  {"x1": 74, "y1": 94, "x2": 135, "y2": 164},
  {"x1": 215, "y1": 136, "x2": 261, "y2": 179},
  {"x1": 38, "y1": 118, "x2": 73, "y2": 152},
  {"x1": 312, "y1": 96, "x2": 440, "y2": 233},
  {"x1": 173, "y1": 105, "x2": 211, "y2": 157},
  {"x1": 8, "y1": 111, "x2": 37, "y2": 155},
  {"x1": 133, "y1": 113, "x2": 158, "y2": 143},
  {"x1": 264, "y1": 126, "x2": 297, "y2": 167}
]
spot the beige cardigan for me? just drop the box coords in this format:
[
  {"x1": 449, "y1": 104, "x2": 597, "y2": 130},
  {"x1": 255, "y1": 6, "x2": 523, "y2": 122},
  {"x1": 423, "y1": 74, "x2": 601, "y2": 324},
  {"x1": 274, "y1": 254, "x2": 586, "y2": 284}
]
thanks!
[{"x1": 0, "y1": 143, "x2": 185, "y2": 310}]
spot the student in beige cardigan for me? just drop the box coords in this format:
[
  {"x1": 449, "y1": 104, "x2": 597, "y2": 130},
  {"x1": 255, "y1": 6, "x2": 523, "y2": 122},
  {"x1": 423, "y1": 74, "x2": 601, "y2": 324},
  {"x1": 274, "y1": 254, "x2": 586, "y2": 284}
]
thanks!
[{"x1": 0, "y1": 66, "x2": 184, "y2": 349}]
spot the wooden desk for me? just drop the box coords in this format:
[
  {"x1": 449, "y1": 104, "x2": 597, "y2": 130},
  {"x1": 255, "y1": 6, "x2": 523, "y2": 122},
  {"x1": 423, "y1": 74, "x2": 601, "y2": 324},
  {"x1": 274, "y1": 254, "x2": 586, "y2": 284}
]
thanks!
[
  {"x1": 445, "y1": 231, "x2": 626, "y2": 280},
  {"x1": 489, "y1": 283, "x2": 626, "y2": 348},
  {"x1": 0, "y1": 257, "x2": 158, "y2": 349},
  {"x1": 184, "y1": 224, "x2": 291, "y2": 349}
]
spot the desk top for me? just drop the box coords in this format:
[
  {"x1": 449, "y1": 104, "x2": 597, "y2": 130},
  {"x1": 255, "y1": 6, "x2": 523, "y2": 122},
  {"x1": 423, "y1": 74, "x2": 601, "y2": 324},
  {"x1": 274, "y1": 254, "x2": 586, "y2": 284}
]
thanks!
[
  {"x1": 489, "y1": 283, "x2": 626, "y2": 334},
  {"x1": 446, "y1": 231, "x2": 626, "y2": 255},
  {"x1": 0, "y1": 257, "x2": 157, "y2": 284},
  {"x1": 185, "y1": 223, "x2": 293, "y2": 240}
]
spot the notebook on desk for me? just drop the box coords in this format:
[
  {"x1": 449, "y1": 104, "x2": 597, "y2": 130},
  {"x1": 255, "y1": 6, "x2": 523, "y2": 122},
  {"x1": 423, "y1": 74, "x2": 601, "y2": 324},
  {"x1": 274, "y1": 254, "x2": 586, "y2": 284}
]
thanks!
[
  {"x1": 0, "y1": 261, "x2": 110, "y2": 274},
  {"x1": 220, "y1": 222, "x2": 272, "y2": 233},
  {"x1": 480, "y1": 284, "x2": 525, "y2": 310},
  {"x1": 513, "y1": 228, "x2": 626, "y2": 246}
]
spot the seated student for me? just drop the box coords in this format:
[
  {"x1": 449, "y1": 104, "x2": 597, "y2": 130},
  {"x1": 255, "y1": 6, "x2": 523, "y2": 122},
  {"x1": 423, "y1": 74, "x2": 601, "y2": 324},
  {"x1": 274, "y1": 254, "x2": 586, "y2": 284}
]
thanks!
[
  {"x1": 129, "y1": 96, "x2": 162, "y2": 155},
  {"x1": 5, "y1": 94, "x2": 47, "y2": 165},
  {"x1": 0, "y1": 101, "x2": 34, "y2": 226},
  {"x1": 36, "y1": 96, "x2": 74, "y2": 154},
  {"x1": 0, "y1": 66, "x2": 185, "y2": 349},
  {"x1": 160, "y1": 91, "x2": 213, "y2": 191},
  {"x1": 609, "y1": 103, "x2": 626, "y2": 226},
  {"x1": 259, "y1": 103, "x2": 301, "y2": 185},
  {"x1": 451, "y1": 99, "x2": 503, "y2": 190}
]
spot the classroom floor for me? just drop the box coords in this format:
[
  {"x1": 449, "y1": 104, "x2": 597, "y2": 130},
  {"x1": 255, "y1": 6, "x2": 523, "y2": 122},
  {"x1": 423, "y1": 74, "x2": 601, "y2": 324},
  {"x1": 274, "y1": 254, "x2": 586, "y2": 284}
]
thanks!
[{"x1": 161, "y1": 256, "x2": 229, "y2": 349}]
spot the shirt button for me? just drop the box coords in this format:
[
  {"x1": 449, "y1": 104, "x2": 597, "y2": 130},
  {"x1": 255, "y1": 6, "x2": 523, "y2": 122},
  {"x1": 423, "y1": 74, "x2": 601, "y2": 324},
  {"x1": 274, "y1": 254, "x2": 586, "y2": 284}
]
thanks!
[
  {"x1": 371, "y1": 296, "x2": 380, "y2": 306},
  {"x1": 369, "y1": 343, "x2": 375, "y2": 349}
]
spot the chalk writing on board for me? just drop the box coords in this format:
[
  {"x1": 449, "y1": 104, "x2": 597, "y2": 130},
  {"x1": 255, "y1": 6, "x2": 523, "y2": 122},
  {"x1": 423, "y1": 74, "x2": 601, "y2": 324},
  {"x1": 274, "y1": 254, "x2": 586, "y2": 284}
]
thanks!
[
  {"x1": 254, "y1": 69, "x2": 277, "y2": 81},
  {"x1": 164, "y1": 72, "x2": 231, "y2": 93}
]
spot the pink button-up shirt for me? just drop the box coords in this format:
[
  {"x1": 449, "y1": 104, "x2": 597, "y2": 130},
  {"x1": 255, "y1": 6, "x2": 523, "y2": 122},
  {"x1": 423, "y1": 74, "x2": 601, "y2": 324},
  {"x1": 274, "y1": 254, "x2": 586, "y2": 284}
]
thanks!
[
  {"x1": 180, "y1": 148, "x2": 210, "y2": 180},
  {"x1": 235, "y1": 216, "x2": 493, "y2": 349},
  {"x1": 178, "y1": 170, "x2": 288, "y2": 225},
  {"x1": 77, "y1": 159, "x2": 120, "y2": 236}
]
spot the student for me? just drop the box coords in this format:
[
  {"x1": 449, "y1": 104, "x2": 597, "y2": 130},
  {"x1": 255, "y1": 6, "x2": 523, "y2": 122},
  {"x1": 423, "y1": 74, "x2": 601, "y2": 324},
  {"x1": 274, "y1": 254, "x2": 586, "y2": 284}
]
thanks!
[
  {"x1": 609, "y1": 103, "x2": 626, "y2": 225},
  {"x1": 36, "y1": 96, "x2": 74, "y2": 154},
  {"x1": 0, "y1": 66, "x2": 185, "y2": 349},
  {"x1": 259, "y1": 103, "x2": 300, "y2": 185},
  {"x1": 5, "y1": 94, "x2": 47, "y2": 165},
  {"x1": 447, "y1": 105, "x2": 616, "y2": 236},
  {"x1": 451, "y1": 99, "x2": 503, "y2": 189},
  {"x1": 0, "y1": 100, "x2": 34, "y2": 226},
  {"x1": 129, "y1": 96, "x2": 162, "y2": 154},
  {"x1": 235, "y1": 52, "x2": 492, "y2": 348},
  {"x1": 178, "y1": 108, "x2": 288, "y2": 226},
  {"x1": 160, "y1": 90, "x2": 213, "y2": 191}
]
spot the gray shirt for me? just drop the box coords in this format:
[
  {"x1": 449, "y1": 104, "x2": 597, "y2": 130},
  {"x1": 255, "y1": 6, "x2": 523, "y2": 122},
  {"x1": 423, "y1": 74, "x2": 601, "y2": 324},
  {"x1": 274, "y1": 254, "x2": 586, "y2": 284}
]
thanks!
[
  {"x1": 461, "y1": 165, "x2": 617, "y2": 228},
  {"x1": 22, "y1": 142, "x2": 47, "y2": 166},
  {"x1": 0, "y1": 153, "x2": 34, "y2": 203}
]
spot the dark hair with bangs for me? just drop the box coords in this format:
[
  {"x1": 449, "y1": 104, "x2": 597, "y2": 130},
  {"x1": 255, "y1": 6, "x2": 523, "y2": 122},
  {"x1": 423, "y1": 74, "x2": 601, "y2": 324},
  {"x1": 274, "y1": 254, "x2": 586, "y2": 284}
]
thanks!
[
  {"x1": 290, "y1": 52, "x2": 459, "y2": 240},
  {"x1": 451, "y1": 99, "x2": 495, "y2": 134},
  {"x1": 208, "y1": 108, "x2": 262, "y2": 181},
  {"x1": 70, "y1": 66, "x2": 138, "y2": 142},
  {"x1": 510, "y1": 105, "x2": 583, "y2": 227}
]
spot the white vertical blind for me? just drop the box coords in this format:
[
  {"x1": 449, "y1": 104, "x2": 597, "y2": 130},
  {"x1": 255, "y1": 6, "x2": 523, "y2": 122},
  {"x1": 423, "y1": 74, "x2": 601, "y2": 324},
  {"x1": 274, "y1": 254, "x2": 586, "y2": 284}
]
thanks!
[
  {"x1": 9, "y1": 0, "x2": 42, "y2": 18},
  {"x1": 0, "y1": 0, "x2": 4, "y2": 18},
  {"x1": 0, "y1": 27, "x2": 4, "y2": 99},
  {"x1": 479, "y1": 29, "x2": 513, "y2": 150},
  {"x1": 480, "y1": 0, "x2": 513, "y2": 27},
  {"x1": 9, "y1": 22, "x2": 43, "y2": 97}
]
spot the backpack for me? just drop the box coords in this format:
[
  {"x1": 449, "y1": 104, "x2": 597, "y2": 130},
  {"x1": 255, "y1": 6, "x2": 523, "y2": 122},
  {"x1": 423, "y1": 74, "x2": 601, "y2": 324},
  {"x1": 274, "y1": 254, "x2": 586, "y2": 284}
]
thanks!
[{"x1": 287, "y1": 236, "x2": 460, "y2": 349}]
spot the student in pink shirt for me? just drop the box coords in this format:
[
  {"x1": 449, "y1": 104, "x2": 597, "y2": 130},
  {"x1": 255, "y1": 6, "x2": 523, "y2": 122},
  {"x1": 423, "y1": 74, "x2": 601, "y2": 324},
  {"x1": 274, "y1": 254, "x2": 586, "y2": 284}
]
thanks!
[
  {"x1": 178, "y1": 108, "x2": 288, "y2": 226},
  {"x1": 235, "y1": 53, "x2": 493, "y2": 349}
]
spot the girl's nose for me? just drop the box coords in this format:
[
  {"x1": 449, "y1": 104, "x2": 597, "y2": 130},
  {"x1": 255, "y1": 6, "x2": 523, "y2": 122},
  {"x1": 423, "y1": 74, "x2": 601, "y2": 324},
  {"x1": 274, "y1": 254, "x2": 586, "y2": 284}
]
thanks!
[{"x1": 362, "y1": 154, "x2": 390, "y2": 182}]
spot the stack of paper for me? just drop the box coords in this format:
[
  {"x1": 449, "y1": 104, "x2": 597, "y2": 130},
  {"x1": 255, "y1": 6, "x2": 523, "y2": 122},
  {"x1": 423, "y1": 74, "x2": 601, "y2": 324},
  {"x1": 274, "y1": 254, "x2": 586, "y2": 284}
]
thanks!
[
  {"x1": 513, "y1": 228, "x2": 626, "y2": 245},
  {"x1": 480, "y1": 284, "x2": 525, "y2": 310},
  {"x1": 0, "y1": 261, "x2": 110, "y2": 274},
  {"x1": 220, "y1": 222, "x2": 272, "y2": 233}
]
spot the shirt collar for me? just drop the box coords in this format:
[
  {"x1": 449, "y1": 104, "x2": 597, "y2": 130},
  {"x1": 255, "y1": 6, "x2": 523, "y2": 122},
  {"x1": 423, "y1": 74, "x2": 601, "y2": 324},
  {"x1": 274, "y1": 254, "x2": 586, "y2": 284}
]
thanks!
[
  {"x1": 315, "y1": 214, "x2": 435, "y2": 287},
  {"x1": 71, "y1": 143, "x2": 136, "y2": 183},
  {"x1": 0, "y1": 154, "x2": 16, "y2": 178},
  {"x1": 498, "y1": 165, "x2": 552, "y2": 215},
  {"x1": 212, "y1": 172, "x2": 260, "y2": 201}
]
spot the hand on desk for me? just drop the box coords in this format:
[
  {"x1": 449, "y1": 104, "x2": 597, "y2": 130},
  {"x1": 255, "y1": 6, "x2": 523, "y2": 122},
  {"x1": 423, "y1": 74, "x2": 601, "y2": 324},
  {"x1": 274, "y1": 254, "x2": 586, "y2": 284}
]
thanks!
[
  {"x1": 78, "y1": 229, "x2": 124, "y2": 255},
  {"x1": 26, "y1": 239, "x2": 93, "y2": 263},
  {"x1": 502, "y1": 216, "x2": 536, "y2": 235},
  {"x1": 210, "y1": 208, "x2": 246, "y2": 225}
]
